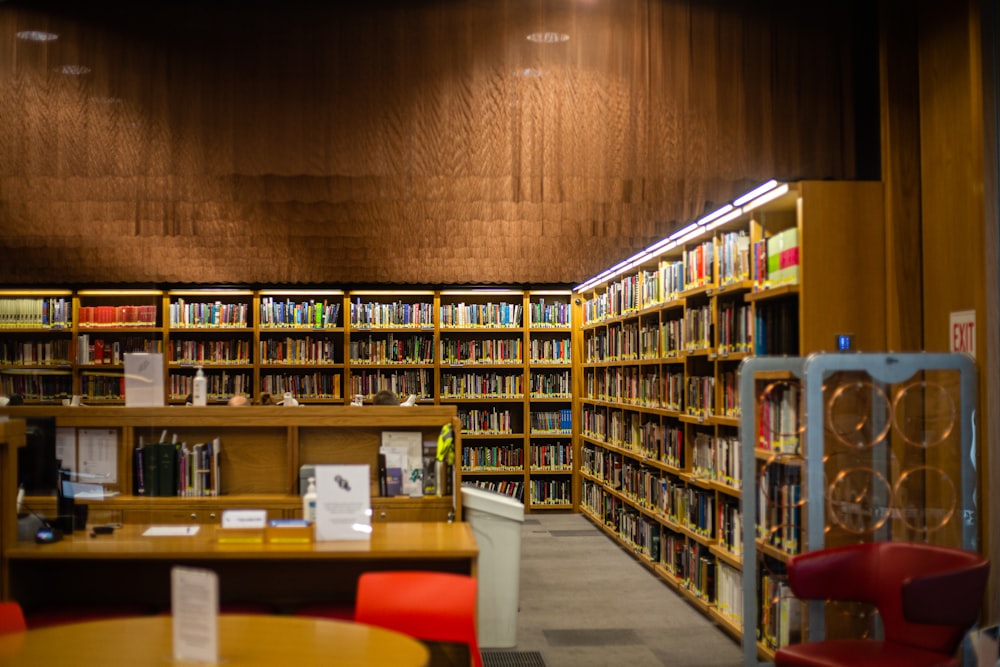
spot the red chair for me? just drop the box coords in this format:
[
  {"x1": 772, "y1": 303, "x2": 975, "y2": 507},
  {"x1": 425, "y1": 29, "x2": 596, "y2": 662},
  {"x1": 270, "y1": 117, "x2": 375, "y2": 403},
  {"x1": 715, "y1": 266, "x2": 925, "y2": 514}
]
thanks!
[
  {"x1": 354, "y1": 571, "x2": 483, "y2": 667},
  {"x1": 774, "y1": 541, "x2": 989, "y2": 667},
  {"x1": 0, "y1": 602, "x2": 26, "y2": 635}
]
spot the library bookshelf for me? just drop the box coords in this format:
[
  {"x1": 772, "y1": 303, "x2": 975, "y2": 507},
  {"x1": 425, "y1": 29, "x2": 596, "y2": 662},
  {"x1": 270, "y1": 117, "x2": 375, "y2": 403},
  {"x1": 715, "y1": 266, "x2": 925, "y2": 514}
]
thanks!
[
  {"x1": 0, "y1": 288, "x2": 575, "y2": 512},
  {"x1": 572, "y1": 180, "x2": 886, "y2": 656}
]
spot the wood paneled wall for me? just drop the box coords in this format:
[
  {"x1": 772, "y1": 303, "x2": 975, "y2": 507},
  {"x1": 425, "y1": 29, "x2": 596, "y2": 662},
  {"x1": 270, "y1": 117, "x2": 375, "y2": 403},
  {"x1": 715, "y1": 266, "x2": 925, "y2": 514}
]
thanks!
[{"x1": 0, "y1": 0, "x2": 869, "y2": 287}]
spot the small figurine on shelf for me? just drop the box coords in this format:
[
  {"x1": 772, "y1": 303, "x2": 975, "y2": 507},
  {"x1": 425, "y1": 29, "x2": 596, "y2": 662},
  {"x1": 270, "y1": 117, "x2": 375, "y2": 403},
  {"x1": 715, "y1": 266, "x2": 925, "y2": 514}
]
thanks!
[{"x1": 276, "y1": 392, "x2": 300, "y2": 406}]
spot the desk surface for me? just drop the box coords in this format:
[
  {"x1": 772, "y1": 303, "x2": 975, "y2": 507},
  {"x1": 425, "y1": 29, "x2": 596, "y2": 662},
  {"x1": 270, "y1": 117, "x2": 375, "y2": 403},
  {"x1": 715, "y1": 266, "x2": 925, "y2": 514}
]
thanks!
[
  {"x1": 7, "y1": 521, "x2": 478, "y2": 562},
  {"x1": 0, "y1": 614, "x2": 429, "y2": 667}
]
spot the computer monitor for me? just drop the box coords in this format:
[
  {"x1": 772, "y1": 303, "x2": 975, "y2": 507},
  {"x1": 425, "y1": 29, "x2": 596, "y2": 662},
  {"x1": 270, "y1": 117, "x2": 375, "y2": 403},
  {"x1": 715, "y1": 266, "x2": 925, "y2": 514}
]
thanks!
[{"x1": 17, "y1": 417, "x2": 59, "y2": 495}]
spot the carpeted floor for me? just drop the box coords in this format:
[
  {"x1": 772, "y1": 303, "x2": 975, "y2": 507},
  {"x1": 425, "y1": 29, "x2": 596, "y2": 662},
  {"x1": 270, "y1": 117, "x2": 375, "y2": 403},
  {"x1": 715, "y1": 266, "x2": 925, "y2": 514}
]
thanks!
[{"x1": 504, "y1": 513, "x2": 744, "y2": 667}]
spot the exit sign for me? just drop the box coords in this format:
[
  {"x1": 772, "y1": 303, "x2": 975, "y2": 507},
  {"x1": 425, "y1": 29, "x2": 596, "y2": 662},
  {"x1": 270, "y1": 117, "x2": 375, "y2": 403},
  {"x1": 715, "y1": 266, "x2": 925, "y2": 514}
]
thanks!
[{"x1": 950, "y1": 310, "x2": 976, "y2": 358}]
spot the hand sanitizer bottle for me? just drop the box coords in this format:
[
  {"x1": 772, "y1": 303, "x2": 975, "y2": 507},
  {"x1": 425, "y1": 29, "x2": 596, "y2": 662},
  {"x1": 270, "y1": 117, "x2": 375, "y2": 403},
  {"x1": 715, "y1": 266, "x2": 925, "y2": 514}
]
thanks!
[
  {"x1": 303, "y1": 477, "x2": 318, "y2": 523},
  {"x1": 192, "y1": 366, "x2": 207, "y2": 406}
]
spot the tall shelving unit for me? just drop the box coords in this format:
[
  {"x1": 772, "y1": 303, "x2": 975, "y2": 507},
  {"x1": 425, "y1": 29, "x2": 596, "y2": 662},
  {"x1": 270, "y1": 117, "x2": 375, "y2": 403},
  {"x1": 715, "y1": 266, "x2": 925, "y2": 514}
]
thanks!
[
  {"x1": 0, "y1": 286, "x2": 576, "y2": 514},
  {"x1": 572, "y1": 180, "x2": 886, "y2": 652},
  {"x1": 0, "y1": 290, "x2": 74, "y2": 403}
]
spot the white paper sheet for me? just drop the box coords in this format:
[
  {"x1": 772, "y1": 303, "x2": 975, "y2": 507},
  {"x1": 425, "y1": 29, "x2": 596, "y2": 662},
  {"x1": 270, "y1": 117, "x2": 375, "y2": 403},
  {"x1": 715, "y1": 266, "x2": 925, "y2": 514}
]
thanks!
[
  {"x1": 171, "y1": 566, "x2": 219, "y2": 663},
  {"x1": 144, "y1": 525, "x2": 200, "y2": 537},
  {"x1": 55, "y1": 427, "x2": 76, "y2": 472},
  {"x1": 78, "y1": 428, "x2": 117, "y2": 484}
]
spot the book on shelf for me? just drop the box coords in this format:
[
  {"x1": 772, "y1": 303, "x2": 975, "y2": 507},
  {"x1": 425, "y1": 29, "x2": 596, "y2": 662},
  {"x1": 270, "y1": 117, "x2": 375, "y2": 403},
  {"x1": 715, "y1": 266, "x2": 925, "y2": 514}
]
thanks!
[{"x1": 379, "y1": 431, "x2": 422, "y2": 496}]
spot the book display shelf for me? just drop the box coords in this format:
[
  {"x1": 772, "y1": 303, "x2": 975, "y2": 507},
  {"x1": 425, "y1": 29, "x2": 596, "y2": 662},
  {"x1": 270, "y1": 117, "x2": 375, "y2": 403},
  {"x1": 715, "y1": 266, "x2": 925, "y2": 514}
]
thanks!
[
  {"x1": 572, "y1": 180, "x2": 886, "y2": 654},
  {"x1": 0, "y1": 288, "x2": 575, "y2": 513},
  {"x1": 2, "y1": 406, "x2": 462, "y2": 527}
]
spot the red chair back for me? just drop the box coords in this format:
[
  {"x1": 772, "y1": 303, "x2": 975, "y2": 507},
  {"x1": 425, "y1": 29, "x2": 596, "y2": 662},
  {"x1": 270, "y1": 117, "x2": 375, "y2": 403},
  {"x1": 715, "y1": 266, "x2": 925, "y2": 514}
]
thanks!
[
  {"x1": 0, "y1": 602, "x2": 26, "y2": 635},
  {"x1": 787, "y1": 541, "x2": 989, "y2": 656},
  {"x1": 355, "y1": 571, "x2": 483, "y2": 667}
]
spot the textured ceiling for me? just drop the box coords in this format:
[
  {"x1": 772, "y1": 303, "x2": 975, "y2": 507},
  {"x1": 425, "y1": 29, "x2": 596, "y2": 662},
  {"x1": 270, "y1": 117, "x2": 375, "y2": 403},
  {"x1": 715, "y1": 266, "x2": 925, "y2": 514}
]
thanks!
[{"x1": 0, "y1": 0, "x2": 874, "y2": 288}]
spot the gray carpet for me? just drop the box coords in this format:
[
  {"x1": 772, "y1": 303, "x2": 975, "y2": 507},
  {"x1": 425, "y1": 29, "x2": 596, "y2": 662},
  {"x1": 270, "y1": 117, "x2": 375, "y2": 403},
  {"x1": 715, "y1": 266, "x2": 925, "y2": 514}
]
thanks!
[{"x1": 510, "y1": 514, "x2": 744, "y2": 667}]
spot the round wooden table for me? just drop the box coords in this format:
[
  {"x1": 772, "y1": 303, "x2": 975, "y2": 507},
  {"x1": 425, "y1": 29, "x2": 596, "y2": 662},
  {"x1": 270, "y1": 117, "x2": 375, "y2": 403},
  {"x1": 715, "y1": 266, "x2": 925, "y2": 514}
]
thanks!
[{"x1": 0, "y1": 614, "x2": 429, "y2": 667}]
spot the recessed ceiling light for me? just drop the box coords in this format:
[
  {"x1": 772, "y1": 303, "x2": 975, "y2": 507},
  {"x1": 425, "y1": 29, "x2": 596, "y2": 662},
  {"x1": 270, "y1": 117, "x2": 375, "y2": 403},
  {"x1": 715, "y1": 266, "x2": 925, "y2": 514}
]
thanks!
[
  {"x1": 527, "y1": 32, "x2": 569, "y2": 43},
  {"x1": 515, "y1": 68, "x2": 543, "y2": 78},
  {"x1": 17, "y1": 30, "x2": 59, "y2": 42},
  {"x1": 56, "y1": 65, "x2": 91, "y2": 76}
]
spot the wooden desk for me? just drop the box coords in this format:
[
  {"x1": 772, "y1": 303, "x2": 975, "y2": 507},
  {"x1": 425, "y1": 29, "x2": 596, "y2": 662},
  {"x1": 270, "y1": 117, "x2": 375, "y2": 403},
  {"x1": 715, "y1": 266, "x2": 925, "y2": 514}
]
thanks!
[
  {"x1": 0, "y1": 614, "x2": 429, "y2": 667},
  {"x1": 7, "y1": 521, "x2": 478, "y2": 613}
]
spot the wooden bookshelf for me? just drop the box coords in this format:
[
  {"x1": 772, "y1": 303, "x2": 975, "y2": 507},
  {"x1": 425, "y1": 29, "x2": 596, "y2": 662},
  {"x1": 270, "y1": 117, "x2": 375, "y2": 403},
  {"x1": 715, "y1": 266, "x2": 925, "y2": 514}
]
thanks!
[
  {"x1": 0, "y1": 287, "x2": 577, "y2": 513},
  {"x1": 572, "y1": 180, "x2": 886, "y2": 653},
  {"x1": 1, "y1": 405, "x2": 461, "y2": 527}
]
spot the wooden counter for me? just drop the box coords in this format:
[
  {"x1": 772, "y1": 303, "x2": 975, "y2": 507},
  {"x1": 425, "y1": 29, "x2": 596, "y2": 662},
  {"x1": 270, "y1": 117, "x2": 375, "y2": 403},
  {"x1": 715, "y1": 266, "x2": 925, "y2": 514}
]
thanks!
[{"x1": 7, "y1": 520, "x2": 477, "y2": 613}]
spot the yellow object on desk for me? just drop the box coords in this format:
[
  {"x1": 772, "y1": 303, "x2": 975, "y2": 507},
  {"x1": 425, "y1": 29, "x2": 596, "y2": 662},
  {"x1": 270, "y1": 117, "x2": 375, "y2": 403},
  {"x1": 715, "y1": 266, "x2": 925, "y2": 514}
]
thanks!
[{"x1": 0, "y1": 615, "x2": 430, "y2": 667}]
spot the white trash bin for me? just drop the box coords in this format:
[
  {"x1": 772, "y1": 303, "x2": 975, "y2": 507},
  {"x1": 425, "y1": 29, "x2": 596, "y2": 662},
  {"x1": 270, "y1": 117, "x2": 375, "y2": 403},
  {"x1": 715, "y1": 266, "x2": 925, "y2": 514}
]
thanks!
[{"x1": 461, "y1": 485, "x2": 525, "y2": 648}]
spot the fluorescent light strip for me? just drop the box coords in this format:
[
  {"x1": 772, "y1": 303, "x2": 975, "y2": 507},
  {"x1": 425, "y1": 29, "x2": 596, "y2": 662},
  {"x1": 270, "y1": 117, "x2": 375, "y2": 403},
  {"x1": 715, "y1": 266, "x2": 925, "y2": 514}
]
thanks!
[
  {"x1": 733, "y1": 179, "x2": 778, "y2": 207},
  {"x1": 704, "y1": 207, "x2": 745, "y2": 231},
  {"x1": 645, "y1": 237, "x2": 673, "y2": 253},
  {"x1": 649, "y1": 240, "x2": 677, "y2": 258},
  {"x1": 741, "y1": 182, "x2": 790, "y2": 211},
  {"x1": 696, "y1": 204, "x2": 734, "y2": 226},
  {"x1": 668, "y1": 223, "x2": 698, "y2": 241},
  {"x1": 676, "y1": 227, "x2": 704, "y2": 245}
]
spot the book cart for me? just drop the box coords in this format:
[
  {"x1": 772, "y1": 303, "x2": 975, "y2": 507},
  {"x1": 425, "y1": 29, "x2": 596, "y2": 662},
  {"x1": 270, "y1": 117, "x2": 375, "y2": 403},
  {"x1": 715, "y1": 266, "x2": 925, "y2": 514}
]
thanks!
[{"x1": 739, "y1": 352, "x2": 978, "y2": 664}]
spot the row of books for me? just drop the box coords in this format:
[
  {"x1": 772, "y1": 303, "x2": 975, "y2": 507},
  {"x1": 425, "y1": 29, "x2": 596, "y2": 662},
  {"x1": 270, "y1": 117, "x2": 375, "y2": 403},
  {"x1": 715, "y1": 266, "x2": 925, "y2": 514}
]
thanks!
[
  {"x1": 168, "y1": 371, "x2": 251, "y2": 400},
  {"x1": 440, "y1": 371, "x2": 523, "y2": 398},
  {"x1": 349, "y1": 369, "x2": 428, "y2": 398},
  {"x1": 1, "y1": 340, "x2": 71, "y2": 366},
  {"x1": 133, "y1": 437, "x2": 222, "y2": 497},
  {"x1": 259, "y1": 298, "x2": 341, "y2": 329},
  {"x1": 527, "y1": 298, "x2": 571, "y2": 327},
  {"x1": 717, "y1": 301, "x2": 753, "y2": 353},
  {"x1": 528, "y1": 370, "x2": 571, "y2": 396},
  {"x1": 79, "y1": 335, "x2": 161, "y2": 365},
  {"x1": 528, "y1": 337, "x2": 571, "y2": 363},
  {"x1": 168, "y1": 300, "x2": 249, "y2": 328},
  {"x1": 79, "y1": 304, "x2": 157, "y2": 328},
  {"x1": 348, "y1": 335, "x2": 434, "y2": 365},
  {"x1": 261, "y1": 336, "x2": 338, "y2": 364},
  {"x1": 583, "y1": 366, "x2": 683, "y2": 407},
  {"x1": 458, "y1": 408, "x2": 515, "y2": 434},
  {"x1": 264, "y1": 371, "x2": 343, "y2": 399},
  {"x1": 529, "y1": 409, "x2": 572, "y2": 433},
  {"x1": 529, "y1": 441, "x2": 572, "y2": 469},
  {"x1": 350, "y1": 300, "x2": 434, "y2": 328},
  {"x1": 172, "y1": 339, "x2": 251, "y2": 365},
  {"x1": 1, "y1": 373, "x2": 72, "y2": 400},
  {"x1": 529, "y1": 477, "x2": 572, "y2": 504},
  {"x1": 439, "y1": 338, "x2": 523, "y2": 364},
  {"x1": 0, "y1": 297, "x2": 72, "y2": 328},
  {"x1": 462, "y1": 479, "x2": 524, "y2": 502},
  {"x1": 461, "y1": 443, "x2": 524, "y2": 470},
  {"x1": 439, "y1": 302, "x2": 523, "y2": 328}
]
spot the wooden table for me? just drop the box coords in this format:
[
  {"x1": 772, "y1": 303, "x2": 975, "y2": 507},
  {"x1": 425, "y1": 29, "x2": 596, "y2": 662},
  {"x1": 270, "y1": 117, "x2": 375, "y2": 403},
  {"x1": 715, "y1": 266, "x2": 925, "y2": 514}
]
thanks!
[
  {"x1": 7, "y1": 521, "x2": 478, "y2": 613},
  {"x1": 0, "y1": 614, "x2": 429, "y2": 667}
]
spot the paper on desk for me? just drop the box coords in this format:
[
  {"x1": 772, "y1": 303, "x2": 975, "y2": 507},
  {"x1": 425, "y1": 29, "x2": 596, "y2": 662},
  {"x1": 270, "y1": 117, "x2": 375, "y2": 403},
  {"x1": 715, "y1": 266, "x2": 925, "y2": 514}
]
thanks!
[
  {"x1": 171, "y1": 566, "x2": 218, "y2": 663},
  {"x1": 144, "y1": 525, "x2": 200, "y2": 537}
]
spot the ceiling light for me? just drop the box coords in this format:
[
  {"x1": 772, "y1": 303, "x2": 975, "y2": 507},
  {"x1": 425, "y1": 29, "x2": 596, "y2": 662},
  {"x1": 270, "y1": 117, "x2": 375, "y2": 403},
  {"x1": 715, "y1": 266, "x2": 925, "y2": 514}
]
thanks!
[
  {"x1": 527, "y1": 32, "x2": 569, "y2": 43},
  {"x1": 56, "y1": 65, "x2": 91, "y2": 75},
  {"x1": 17, "y1": 30, "x2": 58, "y2": 42}
]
